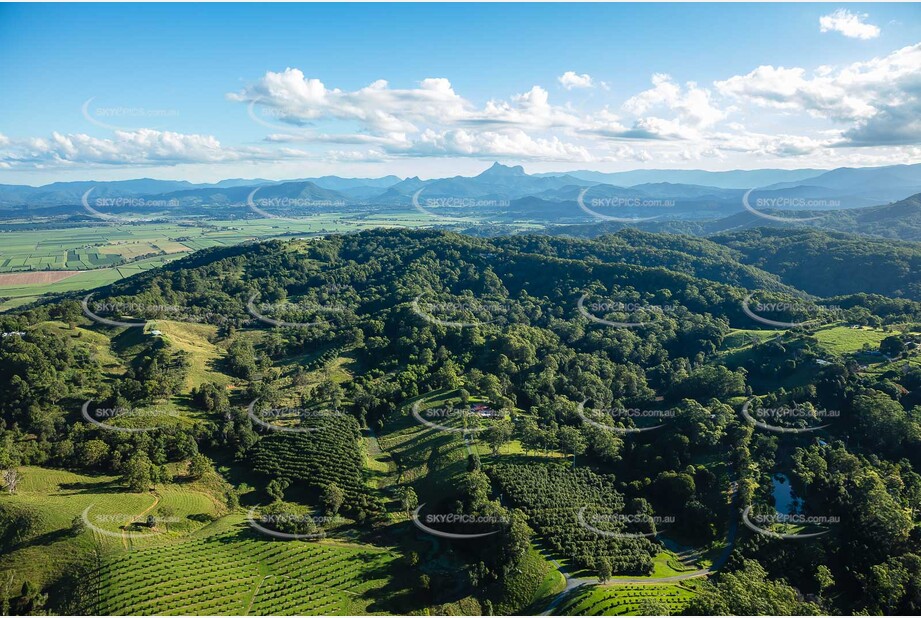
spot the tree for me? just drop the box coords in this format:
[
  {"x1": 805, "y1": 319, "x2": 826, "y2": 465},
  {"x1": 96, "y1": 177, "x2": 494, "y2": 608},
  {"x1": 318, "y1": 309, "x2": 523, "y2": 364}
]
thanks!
[
  {"x1": 399, "y1": 486, "x2": 419, "y2": 514},
  {"x1": 70, "y1": 515, "x2": 86, "y2": 536},
  {"x1": 484, "y1": 419, "x2": 513, "y2": 456},
  {"x1": 80, "y1": 439, "x2": 110, "y2": 469},
  {"x1": 267, "y1": 478, "x2": 289, "y2": 502},
  {"x1": 123, "y1": 454, "x2": 152, "y2": 492},
  {"x1": 1, "y1": 468, "x2": 22, "y2": 495},
  {"x1": 322, "y1": 483, "x2": 345, "y2": 516},
  {"x1": 598, "y1": 557, "x2": 612, "y2": 583},
  {"x1": 557, "y1": 426, "x2": 586, "y2": 466},
  {"x1": 187, "y1": 453, "x2": 212, "y2": 479},
  {"x1": 158, "y1": 505, "x2": 176, "y2": 532},
  {"x1": 880, "y1": 335, "x2": 906, "y2": 358},
  {"x1": 685, "y1": 559, "x2": 822, "y2": 615}
]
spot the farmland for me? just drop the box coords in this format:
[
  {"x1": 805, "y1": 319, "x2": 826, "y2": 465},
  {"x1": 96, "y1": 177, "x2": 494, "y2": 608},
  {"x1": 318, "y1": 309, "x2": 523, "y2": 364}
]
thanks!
[
  {"x1": 0, "y1": 213, "x2": 442, "y2": 310},
  {"x1": 93, "y1": 522, "x2": 400, "y2": 616},
  {"x1": 1, "y1": 227, "x2": 920, "y2": 615},
  {"x1": 554, "y1": 582, "x2": 701, "y2": 616}
]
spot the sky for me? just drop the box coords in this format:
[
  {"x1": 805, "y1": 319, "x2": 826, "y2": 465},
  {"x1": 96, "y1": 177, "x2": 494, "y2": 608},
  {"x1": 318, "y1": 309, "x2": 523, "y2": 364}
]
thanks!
[{"x1": 0, "y1": 2, "x2": 919, "y2": 184}]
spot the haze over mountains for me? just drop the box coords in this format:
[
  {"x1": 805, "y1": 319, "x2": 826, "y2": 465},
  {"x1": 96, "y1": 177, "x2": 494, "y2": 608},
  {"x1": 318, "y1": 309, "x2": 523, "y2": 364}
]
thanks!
[{"x1": 2, "y1": 162, "x2": 920, "y2": 240}]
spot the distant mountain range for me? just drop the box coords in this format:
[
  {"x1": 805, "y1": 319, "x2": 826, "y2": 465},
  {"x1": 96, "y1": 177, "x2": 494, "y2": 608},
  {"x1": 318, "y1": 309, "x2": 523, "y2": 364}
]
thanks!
[{"x1": 1, "y1": 162, "x2": 920, "y2": 236}]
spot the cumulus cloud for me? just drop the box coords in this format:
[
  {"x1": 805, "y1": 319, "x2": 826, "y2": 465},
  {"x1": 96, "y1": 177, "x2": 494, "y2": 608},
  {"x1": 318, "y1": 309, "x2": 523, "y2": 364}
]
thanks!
[
  {"x1": 411, "y1": 128, "x2": 592, "y2": 161},
  {"x1": 716, "y1": 43, "x2": 921, "y2": 146},
  {"x1": 0, "y1": 129, "x2": 301, "y2": 168},
  {"x1": 558, "y1": 71, "x2": 594, "y2": 89},
  {"x1": 820, "y1": 9, "x2": 880, "y2": 40}
]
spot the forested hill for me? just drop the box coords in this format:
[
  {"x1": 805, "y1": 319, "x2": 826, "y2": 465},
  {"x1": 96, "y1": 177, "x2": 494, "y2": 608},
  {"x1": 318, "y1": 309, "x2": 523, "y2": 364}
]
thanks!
[
  {"x1": 51, "y1": 228, "x2": 815, "y2": 330},
  {"x1": 710, "y1": 228, "x2": 921, "y2": 301},
  {"x1": 26, "y1": 227, "x2": 919, "y2": 350},
  {"x1": 549, "y1": 192, "x2": 921, "y2": 242},
  {"x1": 542, "y1": 226, "x2": 921, "y2": 302},
  {"x1": 4, "y1": 226, "x2": 921, "y2": 616}
]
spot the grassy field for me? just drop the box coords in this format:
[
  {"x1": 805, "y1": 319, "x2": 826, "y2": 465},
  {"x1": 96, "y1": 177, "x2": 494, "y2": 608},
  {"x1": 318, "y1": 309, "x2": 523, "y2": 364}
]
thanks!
[
  {"x1": 150, "y1": 320, "x2": 230, "y2": 389},
  {"x1": 0, "y1": 467, "x2": 228, "y2": 599},
  {"x1": 554, "y1": 582, "x2": 700, "y2": 616},
  {"x1": 0, "y1": 466, "x2": 409, "y2": 615},
  {"x1": 811, "y1": 324, "x2": 892, "y2": 356}
]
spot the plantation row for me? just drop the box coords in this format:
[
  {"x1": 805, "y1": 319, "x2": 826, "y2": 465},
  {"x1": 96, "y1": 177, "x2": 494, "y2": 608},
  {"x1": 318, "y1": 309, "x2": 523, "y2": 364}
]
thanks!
[
  {"x1": 489, "y1": 463, "x2": 658, "y2": 575},
  {"x1": 93, "y1": 529, "x2": 394, "y2": 615},
  {"x1": 249, "y1": 414, "x2": 384, "y2": 519},
  {"x1": 556, "y1": 584, "x2": 697, "y2": 616}
]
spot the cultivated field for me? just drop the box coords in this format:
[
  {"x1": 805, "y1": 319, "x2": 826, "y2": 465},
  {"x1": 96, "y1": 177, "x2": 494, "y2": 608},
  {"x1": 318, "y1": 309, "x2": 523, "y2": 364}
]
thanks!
[{"x1": 554, "y1": 582, "x2": 700, "y2": 616}]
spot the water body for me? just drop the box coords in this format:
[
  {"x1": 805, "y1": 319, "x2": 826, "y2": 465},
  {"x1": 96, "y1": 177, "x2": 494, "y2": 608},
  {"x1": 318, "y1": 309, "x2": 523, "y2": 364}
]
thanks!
[{"x1": 772, "y1": 473, "x2": 798, "y2": 515}]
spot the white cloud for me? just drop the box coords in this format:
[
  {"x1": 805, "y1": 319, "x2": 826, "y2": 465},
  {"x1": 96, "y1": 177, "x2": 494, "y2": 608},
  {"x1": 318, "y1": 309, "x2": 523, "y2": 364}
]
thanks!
[
  {"x1": 558, "y1": 71, "x2": 594, "y2": 90},
  {"x1": 715, "y1": 43, "x2": 921, "y2": 146},
  {"x1": 411, "y1": 128, "x2": 592, "y2": 161},
  {"x1": 0, "y1": 129, "x2": 302, "y2": 168},
  {"x1": 820, "y1": 9, "x2": 880, "y2": 40},
  {"x1": 623, "y1": 74, "x2": 726, "y2": 131}
]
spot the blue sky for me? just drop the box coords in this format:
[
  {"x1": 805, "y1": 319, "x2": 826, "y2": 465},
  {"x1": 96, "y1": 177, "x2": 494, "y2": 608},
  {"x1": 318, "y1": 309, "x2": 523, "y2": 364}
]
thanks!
[{"x1": 0, "y1": 3, "x2": 919, "y2": 183}]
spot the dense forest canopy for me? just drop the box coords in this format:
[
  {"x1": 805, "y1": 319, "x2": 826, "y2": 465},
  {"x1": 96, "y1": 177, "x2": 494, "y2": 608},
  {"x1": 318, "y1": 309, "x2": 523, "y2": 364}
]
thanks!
[{"x1": 1, "y1": 226, "x2": 919, "y2": 616}]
